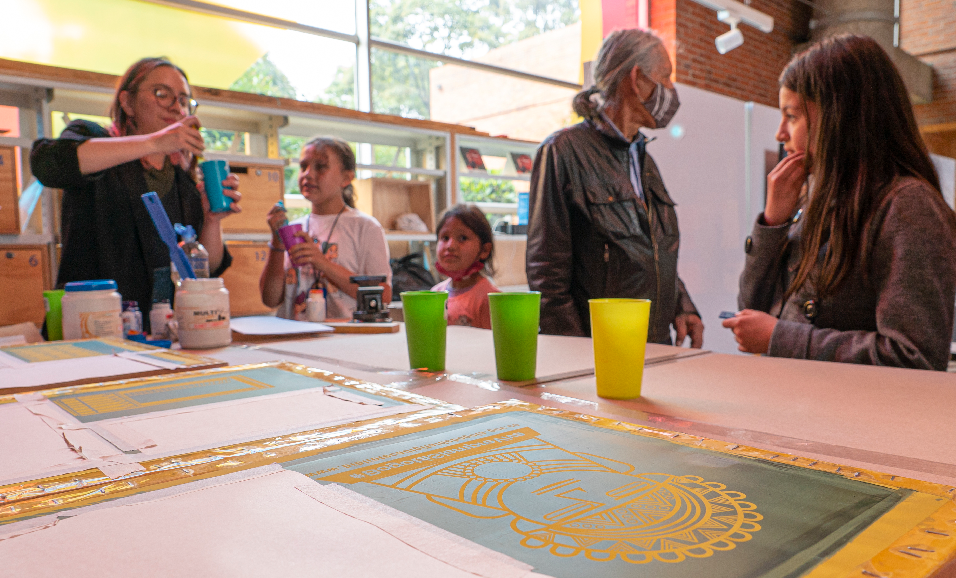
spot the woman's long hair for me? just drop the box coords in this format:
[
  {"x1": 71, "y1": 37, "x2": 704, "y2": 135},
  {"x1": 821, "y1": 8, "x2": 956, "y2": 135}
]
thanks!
[
  {"x1": 782, "y1": 34, "x2": 941, "y2": 298},
  {"x1": 572, "y1": 29, "x2": 665, "y2": 121},
  {"x1": 109, "y1": 57, "x2": 190, "y2": 137}
]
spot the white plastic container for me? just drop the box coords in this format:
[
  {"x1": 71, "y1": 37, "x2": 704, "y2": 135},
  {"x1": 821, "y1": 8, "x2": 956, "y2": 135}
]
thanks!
[
  {"x1": 306, "y1": 289, "x2": 326, "y2": 322},
  {"x1": 61, "y1": 280, "x2": 123, "y2": 340},
  {"x1": 149, "y1": 301, "x2": 174, "y2": 339},
  {"x1": 175, "y1": 278, "x2": 231, "y2": 349}
]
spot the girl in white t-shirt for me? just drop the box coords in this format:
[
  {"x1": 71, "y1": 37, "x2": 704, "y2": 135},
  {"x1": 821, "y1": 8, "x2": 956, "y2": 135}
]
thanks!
[
  {"x1": 431, "y1": 204, "x2": 500, "y2": 329},
  {"x1": 259, "y1": 137, "x2": 391, "y2": 320}
]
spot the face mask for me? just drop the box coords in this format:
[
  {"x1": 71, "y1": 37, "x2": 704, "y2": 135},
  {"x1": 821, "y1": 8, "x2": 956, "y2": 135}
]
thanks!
[
  {"x1": 642, "y1": 83, "x2": 680, "y2": 128},
  {"x1": 435, "y1": 260, "x2": 484, "y2": 282}
]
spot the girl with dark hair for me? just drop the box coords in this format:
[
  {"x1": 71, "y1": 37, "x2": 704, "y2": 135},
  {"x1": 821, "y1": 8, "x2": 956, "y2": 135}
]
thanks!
[
  {"x1": 260, "y1": 137, "x2": 391, "y2": 320},
  {"x1": 528, "y1": 28, "x2": 702, "y2": 346},
  {"x1": 431, "y1": 204, "x2": 500, "y2": 329},
  {"x1": 723, "y1": 34, "x2": 956, "y2": 370},
  {"x1": 31, "y1": 57, "x2": 240, "y2": 332}
]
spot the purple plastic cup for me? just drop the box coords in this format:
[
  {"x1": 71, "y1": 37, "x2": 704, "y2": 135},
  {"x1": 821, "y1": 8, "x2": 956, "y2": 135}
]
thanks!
[{"x1": 278, "y1": 223, "x2": 306, "y2": 266}]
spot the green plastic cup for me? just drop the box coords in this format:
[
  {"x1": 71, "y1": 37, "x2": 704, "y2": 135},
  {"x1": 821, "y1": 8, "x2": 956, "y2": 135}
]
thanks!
[
  {"x1": 43, "y1": 289, "x2": 65, "y2": 341},
  {"x1": 589, "y1": 298, "x2": 651, "y2": 399},
  {"x1": 488, "y1": 292, "x2": 541, "y2": 381},
  {"x1": 401, "y1": 291, "x2": 449, "y2": 371}
]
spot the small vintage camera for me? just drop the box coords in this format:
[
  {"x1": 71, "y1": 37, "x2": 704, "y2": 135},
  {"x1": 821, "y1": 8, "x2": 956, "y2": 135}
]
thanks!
[{"x1": 350, "y1": 275, "x2": 391, "y2": 323}]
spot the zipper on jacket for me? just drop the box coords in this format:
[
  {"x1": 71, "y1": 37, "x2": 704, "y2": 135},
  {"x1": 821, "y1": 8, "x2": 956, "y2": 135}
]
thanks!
[{"x1": 647, "y1": 182, "x2": 662, "y2": 340}]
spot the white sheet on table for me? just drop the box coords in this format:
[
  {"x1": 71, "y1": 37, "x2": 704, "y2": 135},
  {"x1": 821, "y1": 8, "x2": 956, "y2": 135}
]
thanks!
[
  {"x1": 0, "y1": 467, "x2": 550, "y2": 578},
  {"x1": 94, "y1": 387, "x2": 426, "y2": 457}
]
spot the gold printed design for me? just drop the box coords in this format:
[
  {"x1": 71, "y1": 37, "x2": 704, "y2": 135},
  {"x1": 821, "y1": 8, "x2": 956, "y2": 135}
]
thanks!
[
  {"x1": 51, "y1": 375, "x2": 272, "y2": 417},
  {"x1": 325, "y1": 428, "x2": 762, "y2": 564}
]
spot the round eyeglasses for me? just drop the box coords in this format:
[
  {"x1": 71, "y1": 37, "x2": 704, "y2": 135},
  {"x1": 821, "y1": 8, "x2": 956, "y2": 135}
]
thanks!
[{"x1": 151, "y1": 85, "x2": 198, "y2": 115}]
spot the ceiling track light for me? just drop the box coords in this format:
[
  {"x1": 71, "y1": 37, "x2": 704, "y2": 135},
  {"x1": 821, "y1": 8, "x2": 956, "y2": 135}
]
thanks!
[
  {"x1": 688, "y1": 0, "x2": 774, "y2": 54},
  {"x1": 716, "y1": 11, "x2": 744, "y2": 54}
]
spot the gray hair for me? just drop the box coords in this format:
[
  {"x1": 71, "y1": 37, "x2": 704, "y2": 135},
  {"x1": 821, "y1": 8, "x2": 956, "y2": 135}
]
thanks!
[{"x1": 573, "y1": 29, "x2": 666, "y2": 121}]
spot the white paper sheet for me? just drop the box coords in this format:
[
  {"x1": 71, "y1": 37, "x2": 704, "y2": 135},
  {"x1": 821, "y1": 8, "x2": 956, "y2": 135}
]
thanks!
[
  {"x1": 0, "y1": 403, "x2": 90, "y2": 483},
  {"x1": 0, "y1": 355, "x2": 162, "y2": 391},
  {"x1": 229, "y1": 316, "x2": 333, "y2": 336},
  {"x1": 95, "y1": 389, "x2": 426, "y2": 457},
  {"x1": 0, "y1": 468, "x2": 549, "y2": 578}
]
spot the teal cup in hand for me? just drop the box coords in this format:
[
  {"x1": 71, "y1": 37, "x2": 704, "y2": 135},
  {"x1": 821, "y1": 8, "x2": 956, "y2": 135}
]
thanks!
[
  {"x1": 488, "y1": 292, "x2": 541, "y2": 382},
  {"x1": 200, "y1": 160, "x2": 231, "y2": 212},
  {"x1": 401, "y1": 291, "x2": 448, "y2": 372}
]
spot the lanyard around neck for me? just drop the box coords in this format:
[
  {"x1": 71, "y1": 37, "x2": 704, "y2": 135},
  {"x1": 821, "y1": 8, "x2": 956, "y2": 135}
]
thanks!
[{"x1": 306, "y1": 206, "x2": 346, "y2": 255}]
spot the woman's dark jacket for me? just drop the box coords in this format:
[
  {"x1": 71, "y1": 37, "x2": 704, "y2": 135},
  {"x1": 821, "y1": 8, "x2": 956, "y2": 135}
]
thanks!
[
  {"x1": 31, "y1": 120, "x2": 231, "y2": 321},
  {"x1": 526, "y1": 119, "x2": 698, "y2": 343}
]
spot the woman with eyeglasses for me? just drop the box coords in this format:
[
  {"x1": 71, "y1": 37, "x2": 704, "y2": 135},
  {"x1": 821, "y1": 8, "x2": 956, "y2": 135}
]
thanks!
[{"x1": 31, "y1": 57, "x2": 241, "y2": 333}]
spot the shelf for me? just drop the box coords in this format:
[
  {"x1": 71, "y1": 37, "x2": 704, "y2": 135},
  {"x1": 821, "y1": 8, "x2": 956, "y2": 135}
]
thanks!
[
  {"x1": 474, "y1": 202, "x2": 519, "y2": 213},
  {"x1": 203, "y1": 152, "x2": 287, "y2": 167},
  {"x1": 459, "y1": 171, "x2": 530, "y2": 182},
  {"x1": 384, "y1": 232, "x2": 437, "y2": 242},
  {"x1": 357, "y1": 164, "x2": 445, "y2": 178}
]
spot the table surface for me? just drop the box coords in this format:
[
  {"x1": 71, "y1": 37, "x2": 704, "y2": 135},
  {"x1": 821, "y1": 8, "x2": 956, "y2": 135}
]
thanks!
[{"x1": 203, "y1": 327, "x2": 956, "y2": 488}]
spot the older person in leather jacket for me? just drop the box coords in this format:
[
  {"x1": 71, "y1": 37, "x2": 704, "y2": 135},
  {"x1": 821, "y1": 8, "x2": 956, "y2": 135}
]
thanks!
[{"x1": 527, "y1": 29, "x2": 703, "y2": 346}]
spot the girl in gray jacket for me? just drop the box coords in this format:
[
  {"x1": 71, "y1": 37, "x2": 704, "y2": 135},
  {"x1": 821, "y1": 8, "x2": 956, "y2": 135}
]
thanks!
[{"x1": 722, "y1": 34, "x2": 956, "y2": 371}]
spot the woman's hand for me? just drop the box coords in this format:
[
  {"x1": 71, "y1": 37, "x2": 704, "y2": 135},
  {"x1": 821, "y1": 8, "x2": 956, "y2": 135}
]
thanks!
[
  {"x1": 764, "y1": 152, "x2": 807, "y2": 226},
  {"x1": 721, "y1": 309, "x2": 777, "y2": 354},
  {"x1": 149, "y1": 115, "x2": 204, "y2": 157},
  {"x1": 198, "y1": 173, "x2": 241, "y2": 222},
  {"x1": 288, "y1": 231, "x2": 330, "y2": 270}
]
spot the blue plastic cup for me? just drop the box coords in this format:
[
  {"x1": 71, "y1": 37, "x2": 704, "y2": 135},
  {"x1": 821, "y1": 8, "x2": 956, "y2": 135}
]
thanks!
[{"x1": 200, "y1": 160, "x2": 231, "y2": 212}]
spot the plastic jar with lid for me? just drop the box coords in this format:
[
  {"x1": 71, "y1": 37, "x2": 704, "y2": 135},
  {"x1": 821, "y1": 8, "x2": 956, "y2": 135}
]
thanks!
[
  {"x1": 175, "y1": 277, "x2": 231, "y2": 349},
  {"x1": 61, "y1": 279, "x2": 123, "y2": 340}
]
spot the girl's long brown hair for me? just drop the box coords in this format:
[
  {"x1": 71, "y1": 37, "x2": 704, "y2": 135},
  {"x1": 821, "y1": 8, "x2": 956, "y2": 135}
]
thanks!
[{"x1": 781, "y1": 34, "x2": 941, "y2": 299}]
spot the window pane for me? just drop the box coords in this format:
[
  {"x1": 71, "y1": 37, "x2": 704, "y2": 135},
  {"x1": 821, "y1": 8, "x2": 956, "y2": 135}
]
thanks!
[
  {"x1": 369, "y1": 0, "x2": 580, "y2": 139},
  {"x1": 2, "y1": 0, "x2": 354, "y2": 104},
  {"x1": 370, "y1": 48, "x2": 437, "y2": 119}
]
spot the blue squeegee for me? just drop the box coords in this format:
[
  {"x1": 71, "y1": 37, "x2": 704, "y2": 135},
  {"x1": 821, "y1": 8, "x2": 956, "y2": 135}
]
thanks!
[{"x1": 141, "y1": 192, "x2": 196, "y2": 279}]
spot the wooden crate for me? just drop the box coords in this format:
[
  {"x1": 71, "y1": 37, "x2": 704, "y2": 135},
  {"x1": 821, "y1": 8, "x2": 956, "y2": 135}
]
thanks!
[
  {"x1": 0, "y1": 146, "x2": 20, "y2": 235},
  {"x1": 220, "y1": 240, "x2": 276, "y2": 317},
  {"x1": 0, "y1": 244, "x2": 51, "y2": 328},
  {"x1": 353, "y1": 178, "x2": 435, "y2": 233},
  {"x1": 219, "y1": 162, "x2": 284, "y2": 234}
]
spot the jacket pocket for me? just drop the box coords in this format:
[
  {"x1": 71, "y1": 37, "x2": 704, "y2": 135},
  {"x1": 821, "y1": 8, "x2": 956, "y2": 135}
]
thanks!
[{"x1": 583, "y1": 185, "x2": 646, "y2": 240}]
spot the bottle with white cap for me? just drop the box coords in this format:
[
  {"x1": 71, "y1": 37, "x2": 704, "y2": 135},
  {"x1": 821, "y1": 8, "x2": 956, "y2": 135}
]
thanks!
[
  {"x1": 149, "y1": 300, "x2": 174, "y2": 339},
  {"x1": 307, "y1": 289, "x2": 326, "y2": 322},
  {"x1": 61, "y1": 279, "x2": 123, "y2": 340}
]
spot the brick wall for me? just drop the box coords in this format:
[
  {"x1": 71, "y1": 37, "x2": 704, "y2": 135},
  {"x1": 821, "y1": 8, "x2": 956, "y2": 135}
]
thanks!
[
  {"x1": 651, "y1": 0, "x2": 810, "y2": 108},
  {"x1": 901, "y1": 0, "x2": 956, "y2": 129}
]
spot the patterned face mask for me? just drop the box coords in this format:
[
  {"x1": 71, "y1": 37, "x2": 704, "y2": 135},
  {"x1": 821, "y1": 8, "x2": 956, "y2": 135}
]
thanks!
[{"x1": 642, "y1": 83, "x2": 680, "y2": 128}]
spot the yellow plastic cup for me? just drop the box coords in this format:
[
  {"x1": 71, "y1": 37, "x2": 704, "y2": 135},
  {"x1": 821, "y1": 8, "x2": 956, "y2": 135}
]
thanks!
[{"x1": 589, "y1": 298, "x2": 651, "y2": 399}]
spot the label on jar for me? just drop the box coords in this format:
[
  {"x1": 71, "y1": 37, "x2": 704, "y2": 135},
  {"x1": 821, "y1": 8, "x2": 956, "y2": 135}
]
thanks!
[
  {"x1": 78, "y1": 311, "x2": 122, "y2": 338},
  {"x1": 179, "y1": 307, "x2": 230, "y2": 330}
]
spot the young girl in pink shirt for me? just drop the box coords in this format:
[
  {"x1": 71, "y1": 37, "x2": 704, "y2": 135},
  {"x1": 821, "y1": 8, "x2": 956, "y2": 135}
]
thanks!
[{"x1": 431, "y1": 205, "x2": 500, "y2": 329}]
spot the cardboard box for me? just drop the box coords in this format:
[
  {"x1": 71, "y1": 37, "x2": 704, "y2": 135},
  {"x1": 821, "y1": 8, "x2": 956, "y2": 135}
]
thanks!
[
  {"x1": 0, "y1": 146, "x2": 20, "y2": 235},
  {"x1": 220, "y1": 240, "x2": 276, "y2": 317},
  {"x1": 219, "y1": 162, "x2": 284, "y2": 234},
  {"x1": 353, "y1": 178, "x2": 435, "y2": 233},
  {"x1": 0, "y1": 244, "x2": 51, "y2": 328}
]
